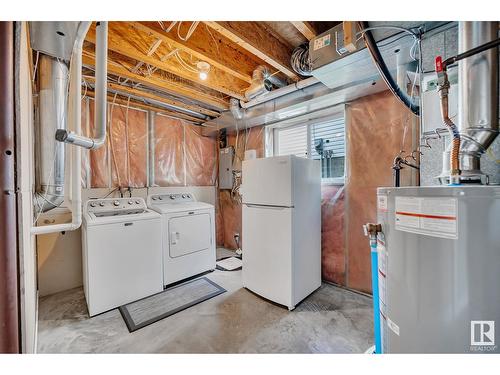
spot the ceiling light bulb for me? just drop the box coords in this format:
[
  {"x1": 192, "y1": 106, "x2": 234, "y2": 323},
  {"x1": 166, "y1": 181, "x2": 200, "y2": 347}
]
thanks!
[{"x1": 197, "y1": 61, "x2": 211, "y2": 81}]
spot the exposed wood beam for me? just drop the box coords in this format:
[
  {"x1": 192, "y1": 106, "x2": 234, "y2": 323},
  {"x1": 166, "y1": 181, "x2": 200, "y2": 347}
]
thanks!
[
  {"x1": 84, "y1": 89, "x2": 204, "y2": 124},
  {"x1": 290, "y1": 22, "x2": 317, "y2": 41},
  {"x1": 86, "y1": 23, "x2": 247, "y2": 100},
  {"x1": 133, "y1": 22, "x2": 254, "y2": 84},
  {"x1": 204, "y1": 21, "x2": 299, "y2": 81},
  {"x1": 82, "y1": 51, "x2": 229, "y2": 110},
  {"x1": 84, "y1": 76, "x2": 219, "y2": 117}
]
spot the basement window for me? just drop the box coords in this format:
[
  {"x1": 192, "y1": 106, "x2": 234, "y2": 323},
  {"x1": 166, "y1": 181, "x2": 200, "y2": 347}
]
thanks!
[{"x1": 272, "y1": 113, "x2": 346, "y2": 184}]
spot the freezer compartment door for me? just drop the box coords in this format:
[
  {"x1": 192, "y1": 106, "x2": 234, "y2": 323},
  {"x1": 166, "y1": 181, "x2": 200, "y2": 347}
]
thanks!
[
  {"x1": 242, "y1": 155, "x2": 293, "y2": 207},
  {"x1": 242, "y1": 204, "x2": 293, "y2": 308},
  {"x1": 168, "y1": 213, "x2": 212, "y2": 258}
]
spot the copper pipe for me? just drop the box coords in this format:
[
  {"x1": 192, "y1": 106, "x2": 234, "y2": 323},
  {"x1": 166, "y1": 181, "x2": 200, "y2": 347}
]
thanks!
[{"x1": 0, "y1": 21, "x2": 20, "y2": 353}]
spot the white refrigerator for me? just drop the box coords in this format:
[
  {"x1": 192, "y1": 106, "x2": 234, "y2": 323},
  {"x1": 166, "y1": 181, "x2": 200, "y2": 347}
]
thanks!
[{"x1": 241, "y1": 155, "x2": 321, "y2": 310}]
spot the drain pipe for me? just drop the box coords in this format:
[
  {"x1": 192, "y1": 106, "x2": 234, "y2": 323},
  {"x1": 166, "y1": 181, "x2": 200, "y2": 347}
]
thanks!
[
  {"x1": 31, "y1": 21, "x2": 92, "y2": 235},
  {"x1": 56, "y1": 21, "x2": 108, "y2": 149}
]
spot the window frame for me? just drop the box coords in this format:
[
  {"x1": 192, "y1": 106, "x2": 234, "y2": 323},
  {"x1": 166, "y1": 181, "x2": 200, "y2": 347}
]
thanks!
[{"x1": 267, "y1": 105, "x2": 346, "y2": 185}]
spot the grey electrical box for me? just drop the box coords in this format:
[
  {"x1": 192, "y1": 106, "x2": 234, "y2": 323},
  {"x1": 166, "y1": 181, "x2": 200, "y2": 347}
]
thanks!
[{"x1": 219, "y1": 147, "x2": 234, "y2": 189}]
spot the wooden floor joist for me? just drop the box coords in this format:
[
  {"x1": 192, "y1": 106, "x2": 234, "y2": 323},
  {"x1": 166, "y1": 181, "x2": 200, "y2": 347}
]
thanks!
[
  {"x1": 82, "y1": 52, "x2": 229, "y2": 111},
  {"x1": 86, "y1": 23, "x2": 247, "y2": 100},
  {"x1": 204, "y1": 21, "x2": 299, "y2": 81},
  {"x1": 84, "y1": 89, "x2": 205, "y2": 124},
  {"x1": 290, "y1": 22, "x2": 317, "y2": 41},
  {"x1": 83, "y1": 76, "x2": 219, "y2": 118},
  {"x1": 133, "y1": 22, "x2": 256, "y2": 84}
]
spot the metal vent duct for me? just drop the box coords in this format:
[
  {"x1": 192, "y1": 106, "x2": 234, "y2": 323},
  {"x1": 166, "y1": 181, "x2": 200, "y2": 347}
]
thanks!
[{"x1": 33, "y1": 54, "x2": 69, "y2": 213}]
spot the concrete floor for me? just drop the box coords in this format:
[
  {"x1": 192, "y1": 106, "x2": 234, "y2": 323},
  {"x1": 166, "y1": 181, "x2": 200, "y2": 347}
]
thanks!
[{"x1": 37, "y1": 269, "x2": 374, "y2": 353}]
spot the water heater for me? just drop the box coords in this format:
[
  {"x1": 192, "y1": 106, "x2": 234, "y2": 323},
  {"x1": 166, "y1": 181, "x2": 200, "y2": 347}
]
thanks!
[{"x1": 376, "y1": 186, "x2": 500, "y2": 353}]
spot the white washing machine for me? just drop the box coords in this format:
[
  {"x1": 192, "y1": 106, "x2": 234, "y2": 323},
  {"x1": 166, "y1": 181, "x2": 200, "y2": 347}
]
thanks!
[
  {"x1": 82, "y1": 197, "x2": 163, "y2": 317},
  {"x1": 147, "y1": 193, "x2": 216, "y2": 286}
]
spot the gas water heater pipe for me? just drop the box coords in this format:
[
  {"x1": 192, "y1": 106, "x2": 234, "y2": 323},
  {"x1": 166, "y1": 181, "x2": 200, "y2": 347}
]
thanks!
[
  {"x1": 435, "y1": 56, "x2": 461, "y2": 185},
  {"x1": 435, "y1": 35, "x2": 500, "y2": 185}
]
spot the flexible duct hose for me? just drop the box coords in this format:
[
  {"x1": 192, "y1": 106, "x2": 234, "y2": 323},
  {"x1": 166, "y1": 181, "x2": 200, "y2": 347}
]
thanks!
[{"x1": 359, "y1": 21, "x2": 420, "y2": 116}]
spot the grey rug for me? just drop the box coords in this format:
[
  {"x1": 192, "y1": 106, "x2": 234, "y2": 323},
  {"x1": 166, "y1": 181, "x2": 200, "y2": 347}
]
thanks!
[{"x1": 119, "y1": 277, "x2": 226, "y2": 332}]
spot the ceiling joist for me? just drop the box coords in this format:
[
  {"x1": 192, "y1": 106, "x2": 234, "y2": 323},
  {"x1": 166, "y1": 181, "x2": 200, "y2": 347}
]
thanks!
[
  {"x1": 82, "y1": 51, "x2": 229, "y2": 111},
  {"x1": 290, "y1": 22, "x2": 317, "y2": 41},
  {"x1": 84, "y1": 89, "x2": 204, "y2": 124},
  {"x1": 203, "y1": 21, "x2": 299, "y2": 81},
  {"x1": 133, "y1": 22, "x2": 257, "y2": 84},
  {"x1": 83, "y1": 76, "x2": 219, "y2": 118},
  {"x1": 86, "y1": 23, "x2": 247, "y2": 100}
]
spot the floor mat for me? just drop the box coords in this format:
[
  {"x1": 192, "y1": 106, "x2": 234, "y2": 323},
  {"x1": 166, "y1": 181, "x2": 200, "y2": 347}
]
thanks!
[
  {"x1": 216, "y1": 257, "x2": 243, "y2": 271},
  {"x1": 119, "y1": 277, "x2": 226, "y2": 332}
]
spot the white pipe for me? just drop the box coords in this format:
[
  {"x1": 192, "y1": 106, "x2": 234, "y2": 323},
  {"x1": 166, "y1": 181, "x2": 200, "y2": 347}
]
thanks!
[
  {"x1": 55, "y1": 21, "x2": 108, "y2": 149},
  {"x1": 240, "y1": 76, "x2": 319, "y2": 109},
  {"x1": 31, "y1": 21, "x2": 91, "y2": 235}
]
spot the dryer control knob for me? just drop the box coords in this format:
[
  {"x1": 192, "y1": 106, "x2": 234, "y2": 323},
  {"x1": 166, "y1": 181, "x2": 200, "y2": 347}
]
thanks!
[
  {"x1": 113, "y1": 200, "x2": 120, "y2": 207},
  {"x1": 182, "y1": 194, "x2": 186, "y2": 198},
  {"x1": 90, "y1": 202, "x2": 97, "y2": 207},
  {"x1": 170, "y1": 195, "x2": 175, "y2": 200},
  {"x1": 99, "y1": 202, "x2": 105, "y2": 207},
  {"x1": 128, "y1": 201, "x2": 133, "y2": 205},
  {"x1": 135, "y1": 200, "x2": 140, "y2": 204}
]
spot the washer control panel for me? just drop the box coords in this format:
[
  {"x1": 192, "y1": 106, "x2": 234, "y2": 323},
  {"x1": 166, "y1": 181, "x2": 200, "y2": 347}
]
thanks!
[
  {"x1": 87, "y1": 197, "x2": 147, "y2": 216},
  {"x1": 150, "y1": 193, "x2": 195, "y2": 204}
]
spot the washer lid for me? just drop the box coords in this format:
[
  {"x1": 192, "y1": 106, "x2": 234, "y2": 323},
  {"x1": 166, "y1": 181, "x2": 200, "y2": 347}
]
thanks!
[{"x1": 150, "y1": 201, "x2": 214, "y2": 214}]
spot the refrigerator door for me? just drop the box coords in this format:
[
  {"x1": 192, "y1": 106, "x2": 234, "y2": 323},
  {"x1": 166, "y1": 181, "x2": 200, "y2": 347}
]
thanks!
[
  {"x1": 242, "y1": 204, "x2": 293, "y2": 308},
  {"x1": 242, "y1": 155, "x2": 293, "y2": 207}
]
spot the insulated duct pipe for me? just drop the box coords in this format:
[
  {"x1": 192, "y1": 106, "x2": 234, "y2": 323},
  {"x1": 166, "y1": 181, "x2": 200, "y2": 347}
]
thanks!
[
  {"x1": 360, "y1": 21, "x2": 420, "y2": 116},
  {"x1": 55, "y1": 21, "x2": 107, "y2": 149},
  {"x1": 31, "y1": 21, "x2": 91, "y2": 235},
  {"x1": 33, "y1": 55, "x2": 69, "y2": 212},
  {"x1": 244, "y1": 65, "x2": 287, "y2": 101}
]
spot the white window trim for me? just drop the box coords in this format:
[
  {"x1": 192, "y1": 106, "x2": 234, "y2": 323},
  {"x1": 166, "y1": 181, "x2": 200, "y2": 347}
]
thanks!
[{"x1": 266, "y1": 106, "x2": 346, "y2": 185}]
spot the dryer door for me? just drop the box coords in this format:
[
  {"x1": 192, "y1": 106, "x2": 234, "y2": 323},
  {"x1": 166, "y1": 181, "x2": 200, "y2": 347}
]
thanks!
[{"x1": 168, "y1": 212, "x2": 212, "y2": 258}]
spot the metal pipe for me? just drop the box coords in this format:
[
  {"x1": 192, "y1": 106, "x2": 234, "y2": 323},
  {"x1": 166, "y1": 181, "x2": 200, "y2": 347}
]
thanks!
[
  {"x1": 33, "y1": 55, "x2": 69, "y2": 212},
  {"x1": 438, "y1": 22, "x2": 499, "y2": 184},
  {"x1": 240, "y1": 76, "x2": 319, "y2": 109},
  {"x1": 56, "y1": 21, "x2": 107, "y2": 149},
  {"x1": 31, "y1": 21, "x2": 90, "y2": 234},
  {"x1": 457, "y1": 22, "x2": 499, "y2": 181},
  {"x1": 0, "y1": 20, "x2": 20, "y2": 354},
  {"x1": 229, "y1": 98, "x2": 243, "y2": 120},
  {"x1": 435, "y1": 60, "x2": 461, "y2": 185},
  {"x1": 244, "y1": 65, "x2": 288, "y2": 101}
]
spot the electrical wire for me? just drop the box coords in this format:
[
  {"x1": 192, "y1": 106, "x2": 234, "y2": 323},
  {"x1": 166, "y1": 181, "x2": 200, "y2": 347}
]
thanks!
[{"x1": 177, "y1": 21, "x2": 199, "y2": 42}]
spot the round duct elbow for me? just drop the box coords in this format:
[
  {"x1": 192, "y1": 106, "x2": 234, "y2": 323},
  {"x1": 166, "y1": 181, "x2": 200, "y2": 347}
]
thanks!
[
  {"x1": 230, "y1": 98, "x2": 244, "y2": 120},
  {"x1": 244, "y1": 80, "x2": 272, "y2": 101}
]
